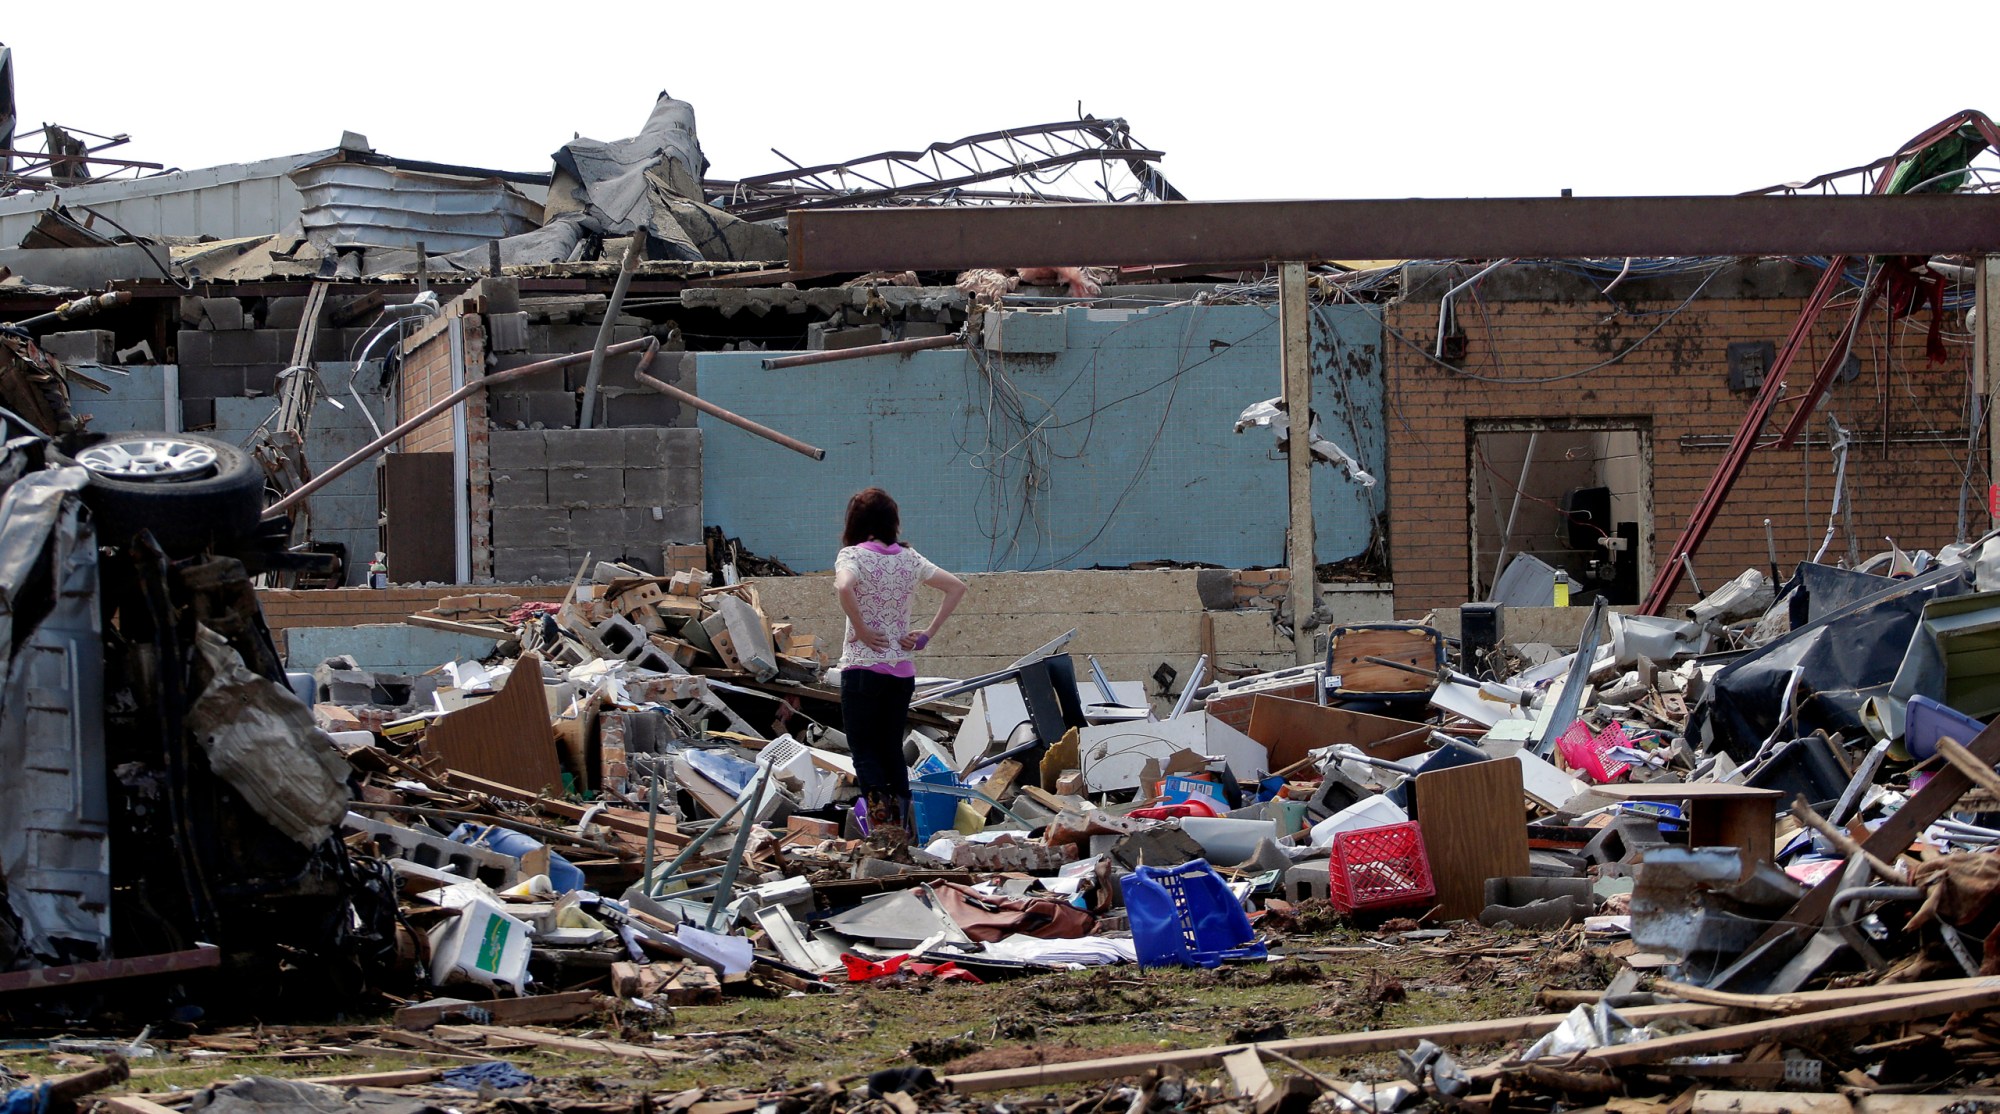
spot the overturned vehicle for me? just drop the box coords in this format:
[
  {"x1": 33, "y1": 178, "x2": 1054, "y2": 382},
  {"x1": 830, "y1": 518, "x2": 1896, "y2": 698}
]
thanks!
[{"x1": 0, "y1": 326, "x2": 393, "y2": 1014}]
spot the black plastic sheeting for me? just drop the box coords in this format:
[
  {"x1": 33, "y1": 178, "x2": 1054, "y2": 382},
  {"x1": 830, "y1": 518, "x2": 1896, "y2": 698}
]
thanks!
[{"x1": 1694, "y1": 563, "x2": 1970, "y2": 761}]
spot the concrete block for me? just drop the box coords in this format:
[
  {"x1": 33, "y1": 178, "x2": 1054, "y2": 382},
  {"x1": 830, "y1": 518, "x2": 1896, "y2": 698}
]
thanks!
[
  {"x1": 490, "y1": 468, "x2": 548, "y2": 509},
  {"x1": 40, "y1": 330, "x2": 117, "y2": 364},
  {"x1": 1196, "y1": 569, "x2": 1236, "y2": 611},
  {"x1": 807, "y1": 323, "x2": 883, "y2": 351},
  {"x1": 490, "y1": 390, "x2": 576, "y2": 429},
  {"x1": 181, "y1": 398, "x2": 216, "y2": 430},
  {"x1": 209, "y1": 329, "x2": 280, "y2": 365},
  {"x1": 620, "y1": 427, "x2": 666, "y2": 464},
  {"x1": 199, "y1": 297, "x2": 247, "y2": 331},
  {"x1": 178, "y1": 365, "x2": 245, "y2": 399},
  {"x1": 242, "y1": 365, "x2": 281, "y2": 395},
  {"x1": 622, "y1": 468, "x2": 669, "y2": 506},
  {"x1": 261, "y1": 296, "x2": 308, "y2": 330},
  {"x1": 174, "y1": 330, "x2": 211, "y2": 366},
  {"x1": 662, "y1": 427, "x2": 702, "y2": 471},
  {"x1": 545, "y1": 428, "x2": 625, "y2": 468},
  {"x1": 487, "y1": 353, "x2": 568, "y2": 393},
  {"x1": 567, "y1": 507, "x2": 628, "y2": 544},
  {"x1": 597, "y1": 388, "x2": 681, "y2": 428},
  {"x1": 659, "y1": 504, "x2": 702, "y2": 543},
  {"x1": 491, "y1": 506, "x2": 570, "y2": 550},
  {"x1": 548, "y1": 467, "x2": 623, "y2": 507},
  {"x1": 487, "y1": 311, "x2": 530, "y2": 353},
  {"x1": 494, "y1": 549, "x2": 576, "y2": 583},
  {"x1": 469, "y1": 277, "x2": 521, "y2": 315},
  {"x1": 488, "y1": 430, "x2": 548, "y2": 469},
  {"x1": 531, "y1": 322, "x2": 641, "y2": 353},
  {"x1": 563, "y1": 351, "x2": 652, "y2": 391}
]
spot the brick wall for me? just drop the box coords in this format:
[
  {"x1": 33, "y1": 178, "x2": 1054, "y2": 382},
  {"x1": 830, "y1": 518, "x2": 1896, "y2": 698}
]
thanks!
[
  {"x1": 398, "y1": 309, "x2": 493, "y2": 578},
  {"x1": 1385, "y1": 262, "x2": 1981, "y2": 615}
]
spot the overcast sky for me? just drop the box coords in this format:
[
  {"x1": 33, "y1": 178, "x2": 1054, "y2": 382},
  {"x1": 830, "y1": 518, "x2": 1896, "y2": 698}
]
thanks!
[{"x1": 6, "y1": 4, "x2": 1998, "y2": 201}]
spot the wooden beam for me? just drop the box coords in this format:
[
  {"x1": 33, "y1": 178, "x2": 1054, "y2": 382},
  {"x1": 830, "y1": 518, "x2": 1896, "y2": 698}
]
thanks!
[
  {"x1": 445, "y1": 1024, "x2": 692, "y2": 1064},
  {"x1": 1280, "y1": 261, "x2": 1316, "y2": 667},
  {"x1": 1581, "y1": 979, "x2": 2000, "y2": 1068},
  {"x1": 941, "y1": 1002, "x2": 1733, "y2": 1094}
]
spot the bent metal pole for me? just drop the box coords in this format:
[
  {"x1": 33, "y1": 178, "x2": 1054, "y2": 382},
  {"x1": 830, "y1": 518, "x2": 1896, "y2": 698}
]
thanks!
[
  {"x1": 263, "y1": 336, "x2": 659, "y2": 519},
  {"x1": 633, "y1": 364, "x2": 826, "y2": 461}
]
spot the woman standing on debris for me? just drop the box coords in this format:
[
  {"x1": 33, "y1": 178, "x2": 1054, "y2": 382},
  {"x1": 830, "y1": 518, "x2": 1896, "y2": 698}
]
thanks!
[{"x1": 835, "y1": 487, "x2": 967, "y2": 835}]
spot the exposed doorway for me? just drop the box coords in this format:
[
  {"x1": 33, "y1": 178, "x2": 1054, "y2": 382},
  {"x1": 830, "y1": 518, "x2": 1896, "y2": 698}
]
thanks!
[{"x1": 1469, "y1": 420, "x2": 1651, "y2": 605}]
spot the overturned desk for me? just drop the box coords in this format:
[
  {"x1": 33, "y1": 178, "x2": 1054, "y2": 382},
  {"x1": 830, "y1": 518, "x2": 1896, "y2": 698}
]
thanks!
[{"x1": 1592, "y1": 782, "x2": 1783, "y2": 866}]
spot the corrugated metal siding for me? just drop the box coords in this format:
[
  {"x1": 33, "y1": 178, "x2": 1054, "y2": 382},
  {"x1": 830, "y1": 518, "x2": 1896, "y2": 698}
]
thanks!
[
  {"x1": 291, "y1": 161, "x2": 542, "y2": 252},
  {"x1": 0, "y1": 151, "x2": 322, "y2": 245}
]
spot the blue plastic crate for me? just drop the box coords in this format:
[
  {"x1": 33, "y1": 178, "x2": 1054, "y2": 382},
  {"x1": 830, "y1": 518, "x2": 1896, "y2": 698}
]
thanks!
[{"x1": 1120, "y1": 858, "x2": 1266, "y2": 969}]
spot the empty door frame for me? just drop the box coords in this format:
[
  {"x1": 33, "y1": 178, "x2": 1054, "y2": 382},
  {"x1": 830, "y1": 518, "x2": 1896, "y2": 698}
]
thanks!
[{"x1": 1467, "y1": 417, "x2": 1653, "y2": 602}]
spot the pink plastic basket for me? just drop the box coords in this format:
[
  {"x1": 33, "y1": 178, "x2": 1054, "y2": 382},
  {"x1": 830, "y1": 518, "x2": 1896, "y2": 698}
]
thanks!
[
  {"x1": 1327, "y1": 821, "x2": 1436, "y2": 914},
  {"x1": 1557, "y1": 719, "x2": 1633, "y2": 782}
]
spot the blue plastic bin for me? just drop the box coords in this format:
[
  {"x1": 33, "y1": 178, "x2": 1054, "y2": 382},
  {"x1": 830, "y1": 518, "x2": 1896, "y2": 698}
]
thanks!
[
  {"x1": 1120, "y1": 858, "x2": 1267, "y2": 969},
  {"x1": 1906, "y1": 695, "x2": 1987, "y2": 761},
  {"x1": 908, "y1": 755, "x2": 963, "y2": 837}
]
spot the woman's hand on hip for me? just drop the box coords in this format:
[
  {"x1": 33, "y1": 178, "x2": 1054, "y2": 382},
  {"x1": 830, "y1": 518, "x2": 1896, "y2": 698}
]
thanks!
[
  {"x1": 854, "y1": 625, "x2": 892, "y2": 651},
  {"x1": 899, "y1": 631, "x2": 930, "y2": 652}
]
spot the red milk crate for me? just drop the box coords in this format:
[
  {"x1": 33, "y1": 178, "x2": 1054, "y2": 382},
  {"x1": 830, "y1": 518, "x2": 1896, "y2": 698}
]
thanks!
[{"x1": 1326, "y1": 821, "x2": 1436, "y2": 914}]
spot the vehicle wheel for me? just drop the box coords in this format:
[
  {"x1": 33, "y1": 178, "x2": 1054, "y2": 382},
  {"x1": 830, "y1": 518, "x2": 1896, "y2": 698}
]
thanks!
[{"x1": 76, "y1": 432, "x2": 267, "y2": 555}]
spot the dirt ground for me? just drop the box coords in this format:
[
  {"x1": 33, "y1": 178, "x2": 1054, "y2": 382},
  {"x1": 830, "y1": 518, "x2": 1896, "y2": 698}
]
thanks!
[{"x1": 1, "y1": 925, "x2": 1615, "y2": 1106}]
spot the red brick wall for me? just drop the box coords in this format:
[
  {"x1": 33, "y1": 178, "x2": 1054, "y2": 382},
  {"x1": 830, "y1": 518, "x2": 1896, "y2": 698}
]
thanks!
[
  {"x1": 1385, "y1": 269, "x2": 1980, "y2": 616},
  {"x1": 396, "y1": 309, "x2": 493, "y2": 579}
]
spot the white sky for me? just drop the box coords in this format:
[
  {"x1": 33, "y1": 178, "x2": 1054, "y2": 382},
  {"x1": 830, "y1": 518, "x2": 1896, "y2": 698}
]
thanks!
[{"x1": 5, "y1": 3, "x2": 1999, "y2": 200}]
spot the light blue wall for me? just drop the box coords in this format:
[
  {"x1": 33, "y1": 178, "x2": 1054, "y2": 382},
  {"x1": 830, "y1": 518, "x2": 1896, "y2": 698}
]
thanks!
[
  {"x1": 78, "y1": 363, "x2": 391, "y2": 587},
  {"x1": 697, "y1": 303, "x2": 1384, "y2": 573}
]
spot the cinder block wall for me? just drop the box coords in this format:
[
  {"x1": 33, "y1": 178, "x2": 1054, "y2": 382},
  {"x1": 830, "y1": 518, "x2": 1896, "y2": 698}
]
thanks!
[
  {"x1": 1385, "y1": 262, "x2": 1979, "y2": 615},
  {"x1": 489, "y1": 427, "x2": 703, "y2": 581},
  {"x1": 749, "y1": 569, "x2": 1393, "y2": 707}
]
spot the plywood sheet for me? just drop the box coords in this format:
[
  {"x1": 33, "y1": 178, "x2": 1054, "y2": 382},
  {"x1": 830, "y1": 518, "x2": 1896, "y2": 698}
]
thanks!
[
  {"x1": 1413, "y1": 759, "x2": 1529, "y2": 920},
  {"x1": 1246, "y1": 695, "x2": 1431, "y2": 770},
  {"x1": 1325, "y1": 626, "x2": 1442, "y2": 694},
  {"x1": 424, "y1": 652, "x2": 562, "y2": 791}
]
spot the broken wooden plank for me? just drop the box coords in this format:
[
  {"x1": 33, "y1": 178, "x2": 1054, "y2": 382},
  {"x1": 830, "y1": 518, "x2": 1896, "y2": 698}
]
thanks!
[
  {"x1": 447, "y1": 771, "x2": 688, "y2": 846},
  {"x1": 95, "y1": 1099, "x2": 183, "y2": 1114},
  {"x1": 1741, "y1": 716, "x2": 2000, "y2": 957},
  {"x1": 1652, "y1": 975, "x2": 2000, "y2": 1013},
  {"x1": 396, "y1": 989, "x2": 605, "y2": 1030},
  {"x1": 447, "y1": 1024, "x2": 692, "y2": 1063},
  {"x1": 405, "y1": 612, "x2": 519, "y2": 644},
  {"x1": 1220, "y1": 1046, "x2": 1278, "y2": 1109},
  {"x1": 942, "y1": 1001, "x2": 1735, "y2": 1094},
  {"x1": 1582, "y1": 979, "x2": 2000, "y2": 1069},
  {"x1": 1688, "y1": 1091, "x2": 1992, "y2": 1114}
]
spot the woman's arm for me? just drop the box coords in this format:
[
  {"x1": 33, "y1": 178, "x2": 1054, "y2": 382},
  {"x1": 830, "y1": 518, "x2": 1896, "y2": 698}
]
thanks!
[
  {"x1": 903, "y1": 568, "x2": 967, "y2": 650},
  {"x1": 835, "y1": 566, "x2": 890, "y2": 650}
]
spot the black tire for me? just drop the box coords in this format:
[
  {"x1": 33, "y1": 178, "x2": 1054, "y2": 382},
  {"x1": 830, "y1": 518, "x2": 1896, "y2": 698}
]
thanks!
[{"x1": 77, "y1": 431, "x2": 267, "y2": 556}]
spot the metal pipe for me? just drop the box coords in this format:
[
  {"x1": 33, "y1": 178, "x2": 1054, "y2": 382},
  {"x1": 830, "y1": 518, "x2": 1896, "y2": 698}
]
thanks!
[
  {"x1": 580, "y1": 233, "x2": 645, "y2": 429},
  {"x1": 266, "y1": 336, "x2": 657, "y2": 517},
  {"x1": 633, "y1": 363, "x2": 827, "y2": 461},
  {"x1": 10, "y1": 289, "x2": 130, "y2": 329},
  {"x1": 1490, "y1": 431, "x2": 1539, "y2": 595},
  {"x1": 1434, "y1": 259, "x2": 1511, "y2": 359},
  {"x1": 759, "y1": 332, "x2": 962, "y2": 370},
  {"x1": 1170, "y1": 654, "x2": 1209, "y2": 718}
]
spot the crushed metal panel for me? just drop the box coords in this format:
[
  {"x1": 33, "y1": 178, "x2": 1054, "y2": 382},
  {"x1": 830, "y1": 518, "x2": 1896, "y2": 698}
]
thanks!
[
  {"x1": 290, "y1": 159, "x2": 542, "y2": 253},
  {"x1": 0, "y1": 466, "x2": 110, "y2": 965}
]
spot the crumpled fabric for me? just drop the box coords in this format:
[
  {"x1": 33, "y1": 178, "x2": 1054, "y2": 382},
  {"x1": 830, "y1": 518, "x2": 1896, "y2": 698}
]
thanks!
[
  {"x1": 931, "y1": 881, "x2": 1096, "y2": 943},
  {"x1": 0, "y1": 1084, "x2": 47, "y2": 1114},
  {"x1": 440, "y1": 1061, "x2": 534, "y2": 1091},
  {"x1": 185, "y1": 625, "x2": 351, "y2": 846},
  {"x1": 1909, "y1": 851, "x2": 2000, "y2": 973},
  {"x1": 840, "y1": 952, "x2": 982, "y2": 984}
]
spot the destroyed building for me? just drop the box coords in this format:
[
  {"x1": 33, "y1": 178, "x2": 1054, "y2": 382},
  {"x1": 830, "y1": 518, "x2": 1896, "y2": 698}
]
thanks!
[{"x1": 7, "y1": 54, "x2": 2000, "y2": 1114}]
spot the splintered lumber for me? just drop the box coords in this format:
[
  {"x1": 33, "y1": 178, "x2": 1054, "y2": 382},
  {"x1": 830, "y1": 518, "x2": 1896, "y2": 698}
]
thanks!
[
  {"x1": 1580, "y1": 978, "x2": 2000, "y2": 1069},
  {"x1": 1649, "y1": 975, "x2": 2000, "y2": 1013},
  {"x1": 396, "y1": 989, "x2": 604, "y2": 1030},
  {"x1": 448, "y1": 771, "x2": 688, "y2": 846},
  {"x1": 291, "y1": 1067, "x2": 443, "y2": 1087},
  {"x1": 941, "y1": 1002, "x2": 1734, "y2": 1094},
  {"x1": 1743, "y1": 716, "x2": 2000, "y2": 956},
  {"x1": 446, "y1": 1024, "x2": 692, "y2": 1063}
]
